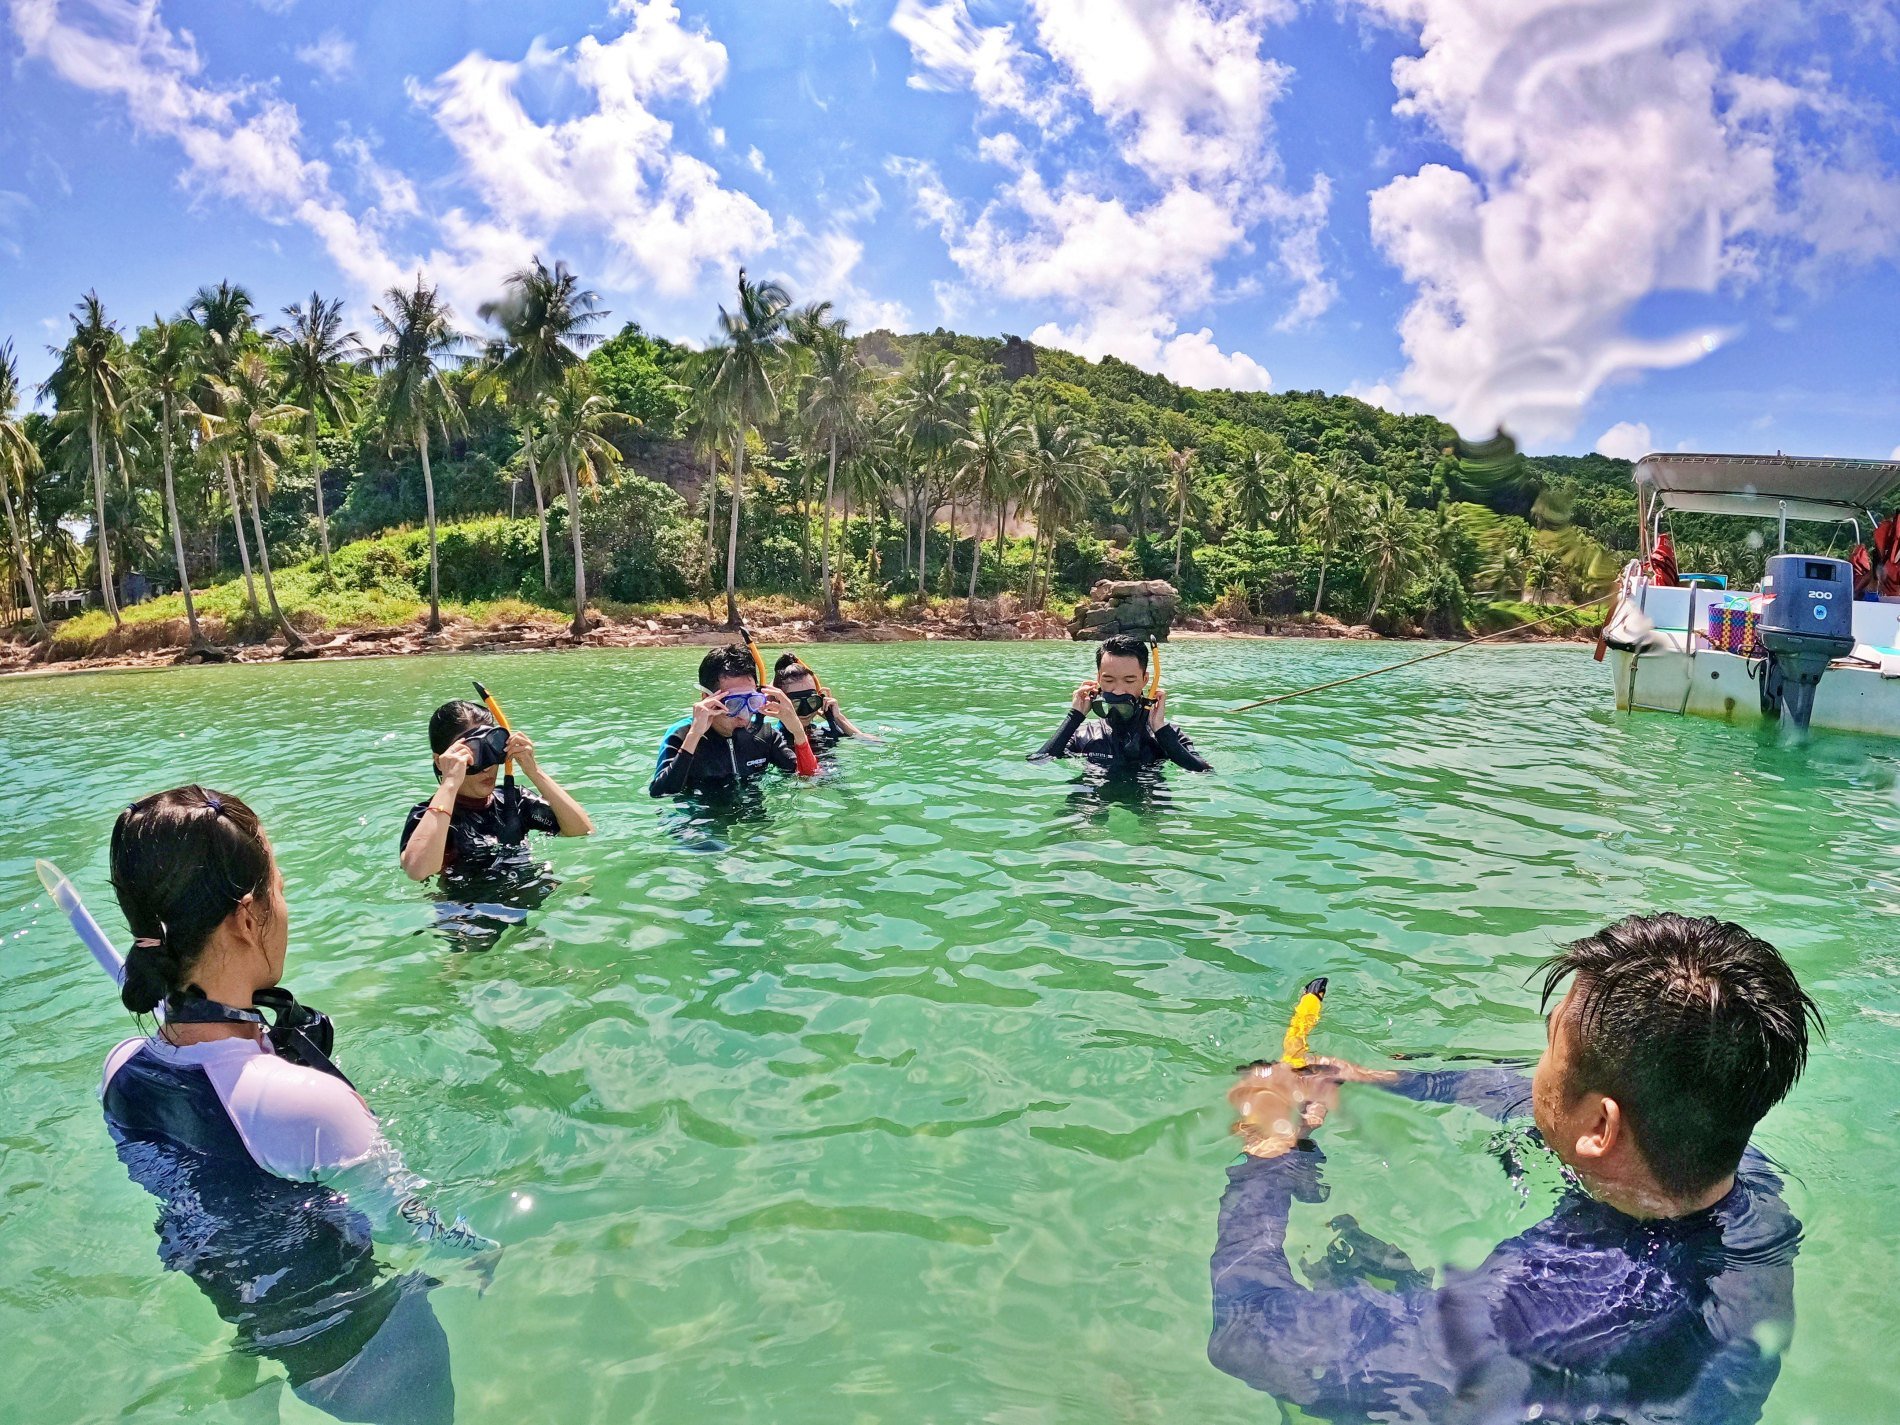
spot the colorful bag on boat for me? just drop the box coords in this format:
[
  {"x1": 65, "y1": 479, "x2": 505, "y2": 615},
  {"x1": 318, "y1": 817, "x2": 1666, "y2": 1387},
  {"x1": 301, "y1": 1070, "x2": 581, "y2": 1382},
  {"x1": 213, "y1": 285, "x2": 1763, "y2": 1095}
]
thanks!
[{"x1": 1706, "y1": 597, "x2": 1760, "y2": 656}]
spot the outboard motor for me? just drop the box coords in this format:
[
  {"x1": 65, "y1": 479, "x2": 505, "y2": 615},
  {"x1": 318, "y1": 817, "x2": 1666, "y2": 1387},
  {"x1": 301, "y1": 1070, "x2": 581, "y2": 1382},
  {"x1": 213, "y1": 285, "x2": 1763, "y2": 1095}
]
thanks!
[{"x1": 1757, "y1": 554, "x2": 1856, "y2": 730}]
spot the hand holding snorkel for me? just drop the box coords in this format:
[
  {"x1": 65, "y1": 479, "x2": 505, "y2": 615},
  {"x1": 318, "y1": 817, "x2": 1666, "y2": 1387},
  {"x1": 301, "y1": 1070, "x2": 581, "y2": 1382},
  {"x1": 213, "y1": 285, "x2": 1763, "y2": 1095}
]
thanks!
[{"x1": 1229, "y1": 976, "x2": 1337, "y2": 1159}]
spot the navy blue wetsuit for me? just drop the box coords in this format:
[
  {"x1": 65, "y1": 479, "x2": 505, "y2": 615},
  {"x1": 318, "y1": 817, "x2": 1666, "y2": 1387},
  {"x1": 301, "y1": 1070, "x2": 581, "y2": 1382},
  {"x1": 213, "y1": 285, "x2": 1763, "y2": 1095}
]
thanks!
[
  {"x1": 399, "y1": 786, "x2": 559, "y2": 874},
  {"x1": 1034, "y1": 709, "x2": 1212, "y2": 771},
  {"x1": 103, "y1": 1034, "x2": 489, "y2": 1425},
  {"x1": 1209, "y1": 1069, "x2": 1801, "y2": 1425}
]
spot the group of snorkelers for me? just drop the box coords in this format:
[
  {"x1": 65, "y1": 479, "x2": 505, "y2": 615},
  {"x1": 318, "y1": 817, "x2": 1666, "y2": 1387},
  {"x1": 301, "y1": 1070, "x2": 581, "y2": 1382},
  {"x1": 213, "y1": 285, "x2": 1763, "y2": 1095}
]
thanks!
[
  {"x1": 69, "y1": 628, "x2": 1827, "y2": 1424},
  {"x1": 395, "y1": 633, "x2": 1206, "y2": 888}
]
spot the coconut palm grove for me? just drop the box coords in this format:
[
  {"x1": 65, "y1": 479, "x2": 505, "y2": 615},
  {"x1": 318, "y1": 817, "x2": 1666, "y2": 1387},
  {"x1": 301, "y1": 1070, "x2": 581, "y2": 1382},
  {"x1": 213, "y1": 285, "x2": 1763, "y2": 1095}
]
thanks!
[{"x1": 0, "y1": 258, "x2": 1695, "y2": 660}]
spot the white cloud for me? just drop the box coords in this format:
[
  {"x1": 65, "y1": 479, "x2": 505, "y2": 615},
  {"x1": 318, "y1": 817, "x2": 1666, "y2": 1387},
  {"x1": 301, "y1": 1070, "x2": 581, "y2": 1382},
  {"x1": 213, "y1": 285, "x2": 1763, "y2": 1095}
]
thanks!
[
  {"x1": 891, "y1": 0, "x2": 1065, "y2": 128},
  {"x1": 294, "y1": 28, "x2": 354, "y2": 82},
  {"x1": 1595, "y1": 420, "x2": 1655, "y2": 463},
  {"x1": 1891, "y1": 445, "x2": 1900, "y2": 461},
  {"x1": 1351, "y1": 0, "x2": 1900, "y2": 442},
  {"x1": 745, "y1": 144, "x2": 770, "y2": 178},
  {"x1": 890, "y1": 0, "x2": 1329, "y2": 390},
  {"x1": 10, "y1": 0, "x2": 404, "y2": 293},
  {"x1": 788, "y1": 223, "x2": 912, "y2": 333},
  {"x1": 10, "y1": 0, "x2": 787, "y2": 326},
  {"x1": 0, "y1": 189, "x2": 31, "y2": 258}
]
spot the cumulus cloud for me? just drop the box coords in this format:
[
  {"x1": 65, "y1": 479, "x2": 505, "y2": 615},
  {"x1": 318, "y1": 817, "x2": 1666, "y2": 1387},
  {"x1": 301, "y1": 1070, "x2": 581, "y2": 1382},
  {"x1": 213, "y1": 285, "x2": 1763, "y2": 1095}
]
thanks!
[
  {"x1": 9, "y1": 0, "x2": 784, "y2": 324},
  {"x1": 891, "y1": 0, "x2": 1329, "y2": 390},
  {"x1": 1352, "y1": 0, "x2": 1900, "y2": 443},
  {"x1": 1595, "y1": 420, "x2": 1655, "y2": 462},
  {"x1": 294, "y1": 28, "x2": 354, "y2": 82}
]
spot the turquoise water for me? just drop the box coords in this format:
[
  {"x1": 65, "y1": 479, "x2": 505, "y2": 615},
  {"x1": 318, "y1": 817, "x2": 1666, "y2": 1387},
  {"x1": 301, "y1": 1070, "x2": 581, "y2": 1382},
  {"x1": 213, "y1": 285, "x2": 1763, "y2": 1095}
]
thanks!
[{"x1": 1, "y1": 639, "x2": 1895, "y2": 1423}]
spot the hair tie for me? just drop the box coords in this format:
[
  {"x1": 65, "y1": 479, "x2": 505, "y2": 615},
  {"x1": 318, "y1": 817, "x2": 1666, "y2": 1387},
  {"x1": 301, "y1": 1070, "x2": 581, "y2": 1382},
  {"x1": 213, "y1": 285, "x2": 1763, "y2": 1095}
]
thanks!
[{"x1": 204, "y1": 793, "x2": 223, "y2": 817}]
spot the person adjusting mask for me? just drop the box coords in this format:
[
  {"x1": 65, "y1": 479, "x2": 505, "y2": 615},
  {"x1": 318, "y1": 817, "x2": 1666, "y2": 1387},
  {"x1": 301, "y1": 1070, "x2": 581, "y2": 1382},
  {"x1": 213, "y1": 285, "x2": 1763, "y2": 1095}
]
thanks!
[
  {"x1": 1031, "y1": 634, "x2": 1211, "y2": 772},
  {"x1": 649, "y1": 643, "x2": 819, "y2": 796}
]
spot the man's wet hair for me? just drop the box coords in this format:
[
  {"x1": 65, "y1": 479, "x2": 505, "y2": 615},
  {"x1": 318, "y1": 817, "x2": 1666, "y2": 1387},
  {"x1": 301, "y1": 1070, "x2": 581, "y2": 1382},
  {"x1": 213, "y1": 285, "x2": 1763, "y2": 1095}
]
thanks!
[
  {"x1": 774, "y1": 653, "x2": 816, "y2": 690},
  {"x1": 429, "y1": 699, "x2": 492, "y2": 756},
  {"x1": 1096, "y1": 635, "x2": 1149, "y2": 670},
  {"x1": 699, "y1": 644, "x2": 757, "y2": 692},
  {"x1": 1540, "y1": 913, "x2": 1822, "y2": 1198}
]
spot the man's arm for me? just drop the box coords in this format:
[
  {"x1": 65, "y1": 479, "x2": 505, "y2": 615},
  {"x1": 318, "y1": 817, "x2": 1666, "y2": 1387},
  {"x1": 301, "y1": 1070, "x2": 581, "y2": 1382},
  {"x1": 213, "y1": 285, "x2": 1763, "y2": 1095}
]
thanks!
[
  {"x1": 649, "y1": 728, "x2": 698, "y2": 797},
  {"x1": 1033, "y1": 709, "x2": 1086, "y2": 761},
  {"x1": 1153, "y1": 723, "x2": 1212, "y2": 772},
  {"x1": 1382, "y1": 1066, "x2": 1535, "y2": 1122},
  {"x1": 762, "y1": 689, "x2": 820, "y2": 776}
]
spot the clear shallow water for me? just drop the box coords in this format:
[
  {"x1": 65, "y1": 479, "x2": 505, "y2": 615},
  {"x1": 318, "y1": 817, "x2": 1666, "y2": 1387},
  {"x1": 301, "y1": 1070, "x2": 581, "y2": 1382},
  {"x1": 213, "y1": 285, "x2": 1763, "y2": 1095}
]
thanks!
[{"x1": 1, "y1": 639, "x2": 1896, "y2": 1423}]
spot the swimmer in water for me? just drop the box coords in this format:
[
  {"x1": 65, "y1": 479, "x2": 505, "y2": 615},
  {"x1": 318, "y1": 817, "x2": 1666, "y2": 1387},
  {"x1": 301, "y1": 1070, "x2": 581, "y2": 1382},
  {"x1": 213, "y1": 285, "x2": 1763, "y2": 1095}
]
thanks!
[
  {"x1": 649, "y1": 644, "x2": 819, "y2": 796},
  {"x1": 1210, "y1": 913, "x2": 1821, "y2": 1424},
  {"x1": 103, "y1": 787, "x2": 497, "y2": 1425},
  {"x1": 399, "y1": 699, "x2": 593, "y2": 881},
  {"x1": 1032, "y1": 634, "x2": 1210, "y2": 771},
  {"x1": 772, "y1": 652, "x2": 867, "y2": 748}
]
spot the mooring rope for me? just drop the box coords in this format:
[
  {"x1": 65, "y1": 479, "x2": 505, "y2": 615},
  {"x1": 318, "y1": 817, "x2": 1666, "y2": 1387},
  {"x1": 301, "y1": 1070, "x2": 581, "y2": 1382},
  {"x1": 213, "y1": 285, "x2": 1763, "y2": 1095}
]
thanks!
[{"x1": 1221, "y1": 593, "x2": 1617, "y2": 714}]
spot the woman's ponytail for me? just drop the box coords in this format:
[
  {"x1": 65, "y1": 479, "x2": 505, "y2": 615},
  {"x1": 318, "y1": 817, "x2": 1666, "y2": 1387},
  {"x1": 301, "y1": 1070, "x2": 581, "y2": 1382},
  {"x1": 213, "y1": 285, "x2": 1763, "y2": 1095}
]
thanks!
[{"x1": 109, "y1": 787, "x2": 273, "y2": 1014}]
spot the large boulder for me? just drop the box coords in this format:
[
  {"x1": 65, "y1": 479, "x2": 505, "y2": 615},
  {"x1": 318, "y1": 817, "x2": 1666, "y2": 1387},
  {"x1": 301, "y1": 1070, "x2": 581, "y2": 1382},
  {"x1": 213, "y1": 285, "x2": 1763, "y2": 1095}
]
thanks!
[{"x1": 1070, "y1": 579, "x2": 1179, "y2": 642}]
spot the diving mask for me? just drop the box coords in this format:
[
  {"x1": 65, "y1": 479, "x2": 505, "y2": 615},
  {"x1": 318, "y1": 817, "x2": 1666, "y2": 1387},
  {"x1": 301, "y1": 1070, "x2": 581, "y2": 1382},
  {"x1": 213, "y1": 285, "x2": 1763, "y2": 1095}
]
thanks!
[
  {"x1": 788, "y1": 689, "x2": 828, "y2": 718},
  {"x1": 1091, "y1": 691, "x2": 1148, "y2": 722},
  {"x1": 719, "y1": 689, "x2": 770, "y2": 718},
  {"x1": 458, "y1": 723, "x2": 512, "y2": 772}
]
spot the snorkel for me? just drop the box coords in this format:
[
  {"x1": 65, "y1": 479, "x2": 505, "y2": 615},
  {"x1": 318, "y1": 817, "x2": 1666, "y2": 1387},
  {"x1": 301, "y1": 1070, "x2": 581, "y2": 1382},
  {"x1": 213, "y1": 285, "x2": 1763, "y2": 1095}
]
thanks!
[
  {"x1": 36, "y1": 859, "x2": 125, "y2": 984},
  {"x1": 1280, "y1": 976, "x2": 1328, "y2": 1069},
  {"x1": 740, "y1": 627, "x2": 770, "y2": 686},
  {"x1": 472, "y1": 679, "x2": 514, "y2": 788}
]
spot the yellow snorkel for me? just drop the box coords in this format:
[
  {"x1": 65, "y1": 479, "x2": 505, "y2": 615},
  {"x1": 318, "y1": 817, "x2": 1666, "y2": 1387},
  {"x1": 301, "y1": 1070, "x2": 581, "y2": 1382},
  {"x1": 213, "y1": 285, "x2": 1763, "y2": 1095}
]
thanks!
[
  {"x1": 740, "y1": 626, "x2": 770, "y2": 687},
  {"x1": 1280, "y1": 977, "x2": 1328, "y2": 1069},
  {"x1": 471, "y1": 679, "x2": 514, "y2": 785},
  {"x1": 1145, "y1": 639, "x2": 1162, "y2": 702}
]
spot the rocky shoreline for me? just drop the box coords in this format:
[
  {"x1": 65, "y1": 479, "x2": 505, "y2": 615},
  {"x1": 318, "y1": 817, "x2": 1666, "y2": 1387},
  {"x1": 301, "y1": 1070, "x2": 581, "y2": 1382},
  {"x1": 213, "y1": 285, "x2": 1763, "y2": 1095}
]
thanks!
[{"x1": 0, "y1": 601, "x2": 1590, "y2": 681}]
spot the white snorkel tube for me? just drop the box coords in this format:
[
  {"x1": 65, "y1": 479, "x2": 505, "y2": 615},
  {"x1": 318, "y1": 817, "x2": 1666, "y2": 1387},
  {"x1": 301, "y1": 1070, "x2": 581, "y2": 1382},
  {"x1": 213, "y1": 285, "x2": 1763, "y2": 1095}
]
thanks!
[{"x1": 36, "y1": 858, "x2": 126, "y2": 984}]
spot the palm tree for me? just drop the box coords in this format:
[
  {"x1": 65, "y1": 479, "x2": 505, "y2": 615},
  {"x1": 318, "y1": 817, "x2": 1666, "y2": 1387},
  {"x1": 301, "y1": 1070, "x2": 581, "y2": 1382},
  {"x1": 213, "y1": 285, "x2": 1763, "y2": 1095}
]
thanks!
[
  {"x1": 0, "y1": 343, "x2": 48, "y2": 640},
  {"x1": 272, "y1": 293, "x2": 363, "y2": 581},
  {"x1": 43, "y1": 293, "x2": 129, "y2": 626},
  {"x1": 1361, "y1": 488, "x2": 1426, "y2": 622},
  {"x1": 1523, "y1": 543, "x2": 1565, "y2": 604},
  {"x1": 1110, "y1": 448, "x2": 1163, "y2": 543},
  {"x1": 1304, "y1": 460, "x2": 1364, "y2": 615},
  {"x1": 188, "y1": 281, "x2": 262, "y2": 617},
  {"x1": 955, "y1": 387, "x2": 1026, "y2": 613},
  {"x1": 797, "y1": 320, "x2": 874, "y2": 622},
  {"x1": 477, "y1": 258, "x2": 608, "y2": 598},
  {"x1": 206, "y1": 351, "x2": 306, "y2": 648},
  {"x1": 369, "y1": 277, "x2": 467, "y2": 634},
  {"x1": 1021, "y1": 401, "x2": 1104, "y2": 608},
  {"x1": 1168, "y1": 445, "x2": 1198, "y2": 584},
  {"x1": 531, "y1": 367, "x2": 629, "y2": 636},
  {"x1": 702, "y1": 269, "x2": 792, "y2": 627},
  {"x1": 1233, "y1": 442, "x2": 1282, "y2": 532},
  {"x1": 132, "y1": 317, "x2": 215, "y2": 653},
  {"x1": 889, "y1": 351, "x2": 967, "y2": 597}
]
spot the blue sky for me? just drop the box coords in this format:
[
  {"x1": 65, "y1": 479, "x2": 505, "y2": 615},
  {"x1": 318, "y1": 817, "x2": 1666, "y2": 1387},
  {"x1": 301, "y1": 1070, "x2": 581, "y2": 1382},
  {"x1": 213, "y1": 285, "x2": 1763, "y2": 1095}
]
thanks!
[{"x1": 2, "y1": 0, "x2": 1896, "y2": 461}]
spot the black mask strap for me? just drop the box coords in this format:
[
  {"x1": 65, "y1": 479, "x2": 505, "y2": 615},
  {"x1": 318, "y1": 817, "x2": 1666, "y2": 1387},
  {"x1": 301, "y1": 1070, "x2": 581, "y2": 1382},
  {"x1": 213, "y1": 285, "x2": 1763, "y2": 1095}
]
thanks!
[{"x1": 165, "y1": 988, "x2": 353, "y2": 1088}]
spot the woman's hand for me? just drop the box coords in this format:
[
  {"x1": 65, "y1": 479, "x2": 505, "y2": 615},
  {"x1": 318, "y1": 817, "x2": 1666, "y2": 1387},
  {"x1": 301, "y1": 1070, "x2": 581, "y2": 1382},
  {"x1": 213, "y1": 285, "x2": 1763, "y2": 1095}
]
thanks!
[
  {"x1": 764, "y1": 686, "x2": 807, "y2": 741},
  {"x1": 506, "y1": 731, "x2": 538, "y2": 774},
  {"x1": 434, "y1": 740, "x2": 474, "y2": 790}
]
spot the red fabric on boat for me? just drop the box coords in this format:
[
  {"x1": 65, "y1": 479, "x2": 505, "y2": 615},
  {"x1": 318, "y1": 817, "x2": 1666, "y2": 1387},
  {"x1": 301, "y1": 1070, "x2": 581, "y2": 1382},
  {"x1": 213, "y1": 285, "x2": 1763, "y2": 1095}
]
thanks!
[
  {"x1": 1853, "y1": 544, "x2": 1875, "y2": 597},
  {"x1": 1647, "y1": 533, "x2": 1679, "y2": 586}
]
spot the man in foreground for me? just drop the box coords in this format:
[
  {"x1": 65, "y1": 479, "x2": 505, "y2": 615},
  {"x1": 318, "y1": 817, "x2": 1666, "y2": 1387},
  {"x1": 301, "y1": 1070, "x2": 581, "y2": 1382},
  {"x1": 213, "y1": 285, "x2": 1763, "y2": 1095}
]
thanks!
[
  {"x1": 1031, "y1": 634, "x2": 1210, "y2": 771},
  {"x1": 1211, "y1": 913, "x2": 1821, "y2": 1424},
  {"x1": 649, "y1": 644, "x2": 818, "y2": 796}
]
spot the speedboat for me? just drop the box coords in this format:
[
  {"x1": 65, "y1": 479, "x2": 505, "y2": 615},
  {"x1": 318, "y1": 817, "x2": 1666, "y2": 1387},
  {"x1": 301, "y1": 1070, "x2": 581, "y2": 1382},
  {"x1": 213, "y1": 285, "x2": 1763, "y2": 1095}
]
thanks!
[{"x1": 1601, "y1": 452, "x2": 1900, "y2": 737}]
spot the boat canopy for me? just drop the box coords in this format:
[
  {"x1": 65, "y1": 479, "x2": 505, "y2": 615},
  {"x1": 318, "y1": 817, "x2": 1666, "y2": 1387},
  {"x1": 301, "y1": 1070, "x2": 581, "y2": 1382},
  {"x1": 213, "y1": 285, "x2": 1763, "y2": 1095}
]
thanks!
[{"x1": 1635, "y1": 453, "x2": 1900, "y2": 524}]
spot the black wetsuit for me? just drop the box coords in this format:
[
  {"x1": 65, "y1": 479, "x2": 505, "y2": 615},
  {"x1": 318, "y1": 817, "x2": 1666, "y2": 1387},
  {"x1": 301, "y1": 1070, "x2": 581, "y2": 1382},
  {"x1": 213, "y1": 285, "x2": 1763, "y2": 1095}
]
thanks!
[
  {"x1": 649, "y1": 717, "x2": 802, "y2": 796},
  {"x1": 399, "y1": 786, "x2": 559, "y2": 873},
  {"x1": 1209, "y1": 1068, "x2": 1801, "y2": 1424},
  {"x1": 1034, "y1": 709, "x2": 1212, "y2": 771}
]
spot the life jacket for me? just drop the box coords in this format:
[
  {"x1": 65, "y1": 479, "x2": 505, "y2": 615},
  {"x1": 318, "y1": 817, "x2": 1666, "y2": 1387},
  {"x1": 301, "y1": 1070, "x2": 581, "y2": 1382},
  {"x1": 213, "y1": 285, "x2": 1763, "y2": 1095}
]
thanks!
[
  {"x1": 1875, "y1": 512, "x2": 1900, "y2": 597},
  {"x1": 1852, "y1": 544, "x2": 1875, "y2": 598}
]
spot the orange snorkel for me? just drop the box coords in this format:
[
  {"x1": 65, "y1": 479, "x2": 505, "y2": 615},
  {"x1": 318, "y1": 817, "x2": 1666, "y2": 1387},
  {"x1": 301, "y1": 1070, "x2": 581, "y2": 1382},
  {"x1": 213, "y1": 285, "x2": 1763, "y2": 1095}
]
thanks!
[
  {"x1": 472, "y1": 679, "x2": 514, "y2": 787},
  {"x1": 1280, "y1": 977, "x2": 1328, "y2": 1069}
]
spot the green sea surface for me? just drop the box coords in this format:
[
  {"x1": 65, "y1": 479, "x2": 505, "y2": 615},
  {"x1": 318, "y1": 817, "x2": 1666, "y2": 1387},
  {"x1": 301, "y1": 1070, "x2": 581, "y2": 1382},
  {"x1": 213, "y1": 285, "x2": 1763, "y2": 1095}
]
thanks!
[{"x1": 1, "y1": 639, "x2": 1894, "y2": 1423}]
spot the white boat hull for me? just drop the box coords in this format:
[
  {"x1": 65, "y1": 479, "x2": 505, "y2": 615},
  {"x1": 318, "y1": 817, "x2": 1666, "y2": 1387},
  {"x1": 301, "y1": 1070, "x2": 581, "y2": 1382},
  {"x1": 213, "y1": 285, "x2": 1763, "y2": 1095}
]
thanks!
[{"x1": 1609, "y1": 645, "x2": 1900, "y2": 737}]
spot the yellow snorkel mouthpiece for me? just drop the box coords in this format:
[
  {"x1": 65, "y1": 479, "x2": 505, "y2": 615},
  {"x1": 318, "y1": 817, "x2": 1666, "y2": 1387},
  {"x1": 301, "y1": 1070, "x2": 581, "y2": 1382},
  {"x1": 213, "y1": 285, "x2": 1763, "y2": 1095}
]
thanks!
[
  {"x1": 1280, "y1": 977, "x2": 1328, "y2": 1069},
  {"x1": 472, "y1": 679, "x2": 515, "y2": 781}
]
